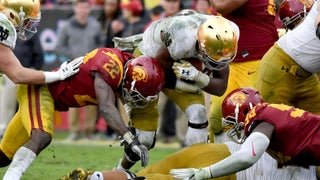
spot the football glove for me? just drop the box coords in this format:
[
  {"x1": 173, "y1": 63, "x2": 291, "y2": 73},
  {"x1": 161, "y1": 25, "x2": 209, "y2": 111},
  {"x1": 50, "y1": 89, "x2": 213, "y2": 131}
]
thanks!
[
  {"x1": 170, "y1": 167, "x2": 212, "y2": 180},
  {"x1": 60, "y1": 168, "x2": 94, "y2": 180},
  {"x1": 44, "y1": 56, "x2": 83, "y2": 83},
  {"x1": 172, "y1": 60, "x2": 210, "y2": 88},
  {"x1": 58, "y1": 56, "x2": 83, "y2": 80},
  {"x1": 175, "y1": 79, "x2": 201, "y2": 94},
  {"x1": 122, "y1": 131, "x2": 149, "y2": 167}
]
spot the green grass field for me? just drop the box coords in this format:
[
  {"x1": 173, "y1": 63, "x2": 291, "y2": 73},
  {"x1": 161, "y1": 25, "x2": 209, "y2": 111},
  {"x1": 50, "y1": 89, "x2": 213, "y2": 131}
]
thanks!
[{"x1": 0, "y1": 131, "x2": 180, "y2": 180}]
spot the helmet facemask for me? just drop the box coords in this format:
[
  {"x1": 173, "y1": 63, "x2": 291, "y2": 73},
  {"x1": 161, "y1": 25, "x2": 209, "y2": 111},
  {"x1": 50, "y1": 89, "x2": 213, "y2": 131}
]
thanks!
[
  {"x1": 280, "y1": 0, "x2": 313, "y2": 30},
  {"x1": 282, "y1": 11, "x2": 306, "y2": 30},
  {"x1": 0, "y1": 0, "x2": 41, "y2": 40},
  {"x1": 222, "y1": 101, "x2": 253, "y2": 144},
  {"x1": 122, "y1": 78, "x2": 158, "y2": 109},
  {"x1": 17, "y1": 7, "x2": 40, "y2": 40}
]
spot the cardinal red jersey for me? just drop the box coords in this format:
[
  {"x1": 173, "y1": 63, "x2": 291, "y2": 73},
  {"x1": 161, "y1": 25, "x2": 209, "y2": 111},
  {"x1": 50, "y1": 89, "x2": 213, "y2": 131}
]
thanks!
[
  {"x1": 48, "y1": 48, "x2": 134, "y2": 111},
  {"x1": 244, "y1": 103, "x2": 320, "y2": 167},
  {"x1": 223, "y1": 0, "x2": 278, "y2": 62}
]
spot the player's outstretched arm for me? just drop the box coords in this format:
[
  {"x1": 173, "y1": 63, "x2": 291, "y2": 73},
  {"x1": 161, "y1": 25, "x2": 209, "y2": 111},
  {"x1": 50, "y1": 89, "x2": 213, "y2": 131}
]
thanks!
[
  {"x1": 170, "y1": 132, "x2": 270, "y2": 179},
  {"x1": 94, "y1": 73, "x2": 148, "y2": 167},
  {"x1": 44, "y1": 56, "x2": 83, "y2": 83},
  {"x1": 0, "y1": 45, "x2": 82, "y2": 84}
]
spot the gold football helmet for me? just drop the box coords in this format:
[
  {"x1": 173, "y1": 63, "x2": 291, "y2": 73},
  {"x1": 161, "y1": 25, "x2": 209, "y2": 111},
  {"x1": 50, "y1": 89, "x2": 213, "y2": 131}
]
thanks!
[
  {"x1": 0, "y1": 0, "x2": 41, "y2": 40},
  {"x1": 197, "y1": 16, "x2": 238, "y2": 70}
]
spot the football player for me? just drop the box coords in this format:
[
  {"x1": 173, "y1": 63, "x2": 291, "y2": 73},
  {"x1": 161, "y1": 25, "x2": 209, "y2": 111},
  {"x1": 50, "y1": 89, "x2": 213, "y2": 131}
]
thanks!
[
  {"x1": 61, "y1": 138, "x2": 316, "y2": 180},
  {"x1": 170, "y1": 87, "x2": 320, "y2": 179},
  {"x1": 0, "y1": 0, "x2": 82, "y2": 84},
  {"x1": 0, "y1": 48, "x2": 165, "y2": 180},
  {"x1": 113, "y1": 9, "x2": 239, "y2": 171},
  {"x1": 255, "y1": 0, "x2": 320, "y2": 121}
]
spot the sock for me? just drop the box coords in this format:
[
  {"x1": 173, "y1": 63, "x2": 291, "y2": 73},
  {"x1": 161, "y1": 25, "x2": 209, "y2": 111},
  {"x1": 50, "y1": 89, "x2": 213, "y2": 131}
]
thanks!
[
  {"x1": 3, "y1": 146, "x2": 36, "y2": 180},
  {"x1": 89, "y1": 172, "x2": 103, "y2": 180},
  {"x1": 185, "y1": 127, "x2": 208, "y2": 146}
]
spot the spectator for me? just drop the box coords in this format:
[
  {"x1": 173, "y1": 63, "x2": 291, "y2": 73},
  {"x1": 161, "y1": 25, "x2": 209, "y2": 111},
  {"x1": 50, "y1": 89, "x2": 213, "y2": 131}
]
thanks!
[
  {"x1": 193, "y1": 0, "x2": 212, "y2": 14},
  {"x1": 97, "y1": 0, "x2": 123, "y2": 48},
  {"x1": 55, "y1": 0, "x2": 105, "y2": 140},
  {"x1": 55, "y1": 0, "x2": 73, "y2": 6},
  {"x1": 149, "y1": 5, "x2": 164, "y2": 21},
  {"x1": 120, "y1": 0, "x2": 150, "y2": 39}
]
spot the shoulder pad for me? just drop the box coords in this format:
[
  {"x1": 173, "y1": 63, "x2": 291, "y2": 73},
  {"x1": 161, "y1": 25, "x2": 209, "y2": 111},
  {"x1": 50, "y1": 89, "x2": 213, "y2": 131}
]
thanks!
[{"x1": 0, "y1": 13, "x2": 17, "y2": 49}]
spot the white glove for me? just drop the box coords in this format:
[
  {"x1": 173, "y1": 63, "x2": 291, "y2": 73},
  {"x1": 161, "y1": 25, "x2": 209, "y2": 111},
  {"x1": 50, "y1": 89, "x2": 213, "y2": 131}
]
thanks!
[
  {"x1": 44, "y1": 56, "x2": 83, "y2": 83},
  {"x1": 175, "y1": 79, "x2": 201, "y2": 94},
  {"x1": 58, "y1": 56, "x2": 83, "y2": 80},
  {"x1": 170, "y1": 167, "x2": 212, "y2": 180},
  {"x1": 172, "y1": 60, "x2": 210, "y2": 88},
  {"x1": 173, "y1": 60, "x2": 198, "y2": 81}
]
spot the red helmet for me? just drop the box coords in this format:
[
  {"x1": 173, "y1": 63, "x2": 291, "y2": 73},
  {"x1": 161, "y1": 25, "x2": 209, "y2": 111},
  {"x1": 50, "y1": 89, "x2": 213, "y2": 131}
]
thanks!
[
  {"x1": 222, "y1": 87, "x2": 264, "y2": 143},
  {"x1": 122, "y1": 56, "x2": 165, "y2": 108},
  {"x1": 279, "y1": 0, "x2": 314, "y2": 30}
]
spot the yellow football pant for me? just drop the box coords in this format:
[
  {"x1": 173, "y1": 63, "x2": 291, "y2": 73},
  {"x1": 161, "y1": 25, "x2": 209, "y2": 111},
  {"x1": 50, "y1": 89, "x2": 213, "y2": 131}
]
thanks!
[
  {"x1": 0, "y1": 84, "x2": 55, "y2": 159},
  {"x1": 255, "y1": 43, "x2": 320, "y2": 114},
  {"x1": 137, "y1": 143, "x2": 235, "y2": 180}
]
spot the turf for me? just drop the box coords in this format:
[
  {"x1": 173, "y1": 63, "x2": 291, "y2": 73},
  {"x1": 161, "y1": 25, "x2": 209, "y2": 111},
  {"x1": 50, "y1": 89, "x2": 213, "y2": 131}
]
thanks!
[{"x1": 0, "y1": 131, "x2": 179, "y2": 180}]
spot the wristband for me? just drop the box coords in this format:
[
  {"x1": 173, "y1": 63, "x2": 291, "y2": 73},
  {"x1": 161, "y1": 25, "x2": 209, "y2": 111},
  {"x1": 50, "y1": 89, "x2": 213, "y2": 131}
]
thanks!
[
  {"x1": 175, "y1": 80, "x2": 201, "y2": 94},
  {"x1": 44, "y1": 71, "x2": 60, "y2": 83},
  {"x1": 195, "y1": 72, "x2": 210, "y2": 88},
  {"x1": 123, "y1": 131, "x2": 134, "y2": 144}
]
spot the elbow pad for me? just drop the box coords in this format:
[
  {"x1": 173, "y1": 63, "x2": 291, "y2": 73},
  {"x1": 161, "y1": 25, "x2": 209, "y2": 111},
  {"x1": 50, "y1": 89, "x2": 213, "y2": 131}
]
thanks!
[{"x1": 239, "y1": 132, "x2": 270, "y2": 164}]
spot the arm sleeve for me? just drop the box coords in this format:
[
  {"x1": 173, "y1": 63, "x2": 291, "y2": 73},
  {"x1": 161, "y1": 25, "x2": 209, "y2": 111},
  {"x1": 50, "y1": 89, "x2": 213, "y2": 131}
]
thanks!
[{"x1": 209, "y1": 132, "x2": 270, "y2": 178}]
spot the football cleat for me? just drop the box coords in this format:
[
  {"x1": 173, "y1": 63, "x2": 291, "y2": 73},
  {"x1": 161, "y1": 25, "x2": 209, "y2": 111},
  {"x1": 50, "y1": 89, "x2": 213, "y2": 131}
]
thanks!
[{"x1": 60, "y1": 168, "x2": 94, "y2": 180}]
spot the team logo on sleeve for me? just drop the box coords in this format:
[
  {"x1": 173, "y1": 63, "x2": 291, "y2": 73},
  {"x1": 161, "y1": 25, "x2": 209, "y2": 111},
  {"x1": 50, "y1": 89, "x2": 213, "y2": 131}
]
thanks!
[
  {"x1": 163, "y1": 31, "x2": 172, "y2": 47},
  {"x1": 228, "y1": 92, "x2": 246, "y2": 106},
  {"x1": 132, "y1": 66, "x2": 147, "y2": 82},
  {"x1": 0, "y1": 26, "x2": 9, "y2": 41}
]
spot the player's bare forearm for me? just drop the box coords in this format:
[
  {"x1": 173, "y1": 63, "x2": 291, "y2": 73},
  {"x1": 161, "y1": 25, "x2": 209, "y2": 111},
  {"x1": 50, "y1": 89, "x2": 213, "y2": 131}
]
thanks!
[
  {"x1": 202, "y1": 66, "x2": 229, "y2": 96},
  {"x1": 94, "y1": 73, "x2": 129, "y2": 136}
]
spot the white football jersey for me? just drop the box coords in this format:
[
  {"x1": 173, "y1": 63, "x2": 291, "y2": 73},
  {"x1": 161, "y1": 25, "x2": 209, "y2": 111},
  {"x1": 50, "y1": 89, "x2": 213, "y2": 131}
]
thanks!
[
  {"x1": 0, "y1": 12, "x2": 16, "y2": 49},
  {"x1": 138, "y1": 10, "x2": 212, "y2": 60}
]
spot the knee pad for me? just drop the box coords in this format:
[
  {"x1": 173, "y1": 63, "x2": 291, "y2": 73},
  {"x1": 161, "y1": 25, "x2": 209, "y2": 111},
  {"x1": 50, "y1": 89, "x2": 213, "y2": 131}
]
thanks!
[
  {"x1": 184, "y1": 104, "x2": 208, "y2": 145},
  {"x1": 185, "y1": 104, "x2": 208, "y2": 127},
  {"x1": 135, "y1": 129, "x2": 156, "y2": 149}
]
